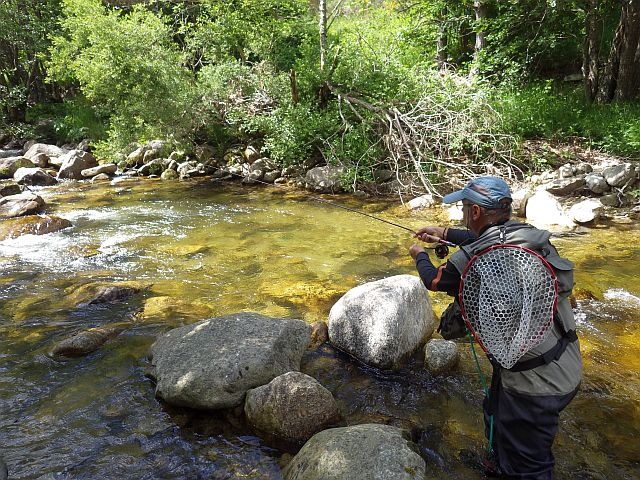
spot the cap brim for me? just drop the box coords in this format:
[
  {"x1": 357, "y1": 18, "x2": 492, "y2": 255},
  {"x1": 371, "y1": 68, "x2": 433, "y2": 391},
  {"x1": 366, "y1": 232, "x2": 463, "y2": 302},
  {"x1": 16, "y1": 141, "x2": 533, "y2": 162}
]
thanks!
[{"x1": 443, "y1": 190, "x2": 465, "y2": 204}]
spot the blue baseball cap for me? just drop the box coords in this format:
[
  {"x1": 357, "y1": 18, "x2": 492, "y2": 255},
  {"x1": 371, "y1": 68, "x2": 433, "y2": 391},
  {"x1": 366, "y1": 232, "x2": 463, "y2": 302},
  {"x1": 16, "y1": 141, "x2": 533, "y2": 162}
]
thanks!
[{"x1": 443, "y1": 176, "x2": 512, "y2": 209}]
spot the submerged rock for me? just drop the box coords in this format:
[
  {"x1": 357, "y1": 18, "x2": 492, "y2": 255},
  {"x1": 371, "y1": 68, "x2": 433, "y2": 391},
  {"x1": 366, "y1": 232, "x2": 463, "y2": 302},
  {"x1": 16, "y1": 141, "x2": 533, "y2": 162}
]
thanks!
[
  {"x1": 79, "y1": 285, "x2": 142, "y2": 306},
  {"x1": 282, "y1": 423, "x2": 425, "y2": 480},
  {"x1": 0, "y1": 215, "x2": 72, "y2": 240},
  {"x1": 328, "y1": 275, "x2": 435, "y2": 370},
  {"x1": 149, "y1": 313, "x2": 310, "y2": 410},
  {"x1": 65, "y1": 281, "x2": 147, "y2": 308},
  {"x1": 51, "y1": 325, "x2": 126, "y2": 357}
]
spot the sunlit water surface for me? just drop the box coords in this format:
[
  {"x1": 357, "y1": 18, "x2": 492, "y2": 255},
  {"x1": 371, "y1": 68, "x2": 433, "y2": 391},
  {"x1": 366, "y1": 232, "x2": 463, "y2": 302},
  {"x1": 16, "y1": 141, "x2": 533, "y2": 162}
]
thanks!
[{"x1": 0, "y1": 178, "x2": 638, "y2": 479}]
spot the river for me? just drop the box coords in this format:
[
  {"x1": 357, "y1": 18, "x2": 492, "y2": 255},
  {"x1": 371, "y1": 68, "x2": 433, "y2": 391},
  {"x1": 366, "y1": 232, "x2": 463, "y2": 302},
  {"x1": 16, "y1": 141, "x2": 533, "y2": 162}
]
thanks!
[{"x1": 1, "y1": 177, "x2": 638, "y2": 479}]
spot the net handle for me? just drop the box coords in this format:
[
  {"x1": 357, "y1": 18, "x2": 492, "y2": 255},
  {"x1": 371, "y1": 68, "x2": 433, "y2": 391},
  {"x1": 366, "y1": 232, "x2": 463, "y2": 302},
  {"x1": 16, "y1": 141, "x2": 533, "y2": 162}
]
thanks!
[{"x1": 458, "y1": 244, "x2": 559, "y2": 359}]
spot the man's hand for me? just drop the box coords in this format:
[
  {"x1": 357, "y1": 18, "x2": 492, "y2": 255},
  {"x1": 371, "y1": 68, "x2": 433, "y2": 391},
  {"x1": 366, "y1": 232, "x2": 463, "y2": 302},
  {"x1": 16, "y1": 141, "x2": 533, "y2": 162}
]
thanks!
[
  {"x1": 414, "y1": 226, "x2": 445, "y2": 243},
  {"x1": 409, "y1": 244, "x2": 426, "y2": 260}
]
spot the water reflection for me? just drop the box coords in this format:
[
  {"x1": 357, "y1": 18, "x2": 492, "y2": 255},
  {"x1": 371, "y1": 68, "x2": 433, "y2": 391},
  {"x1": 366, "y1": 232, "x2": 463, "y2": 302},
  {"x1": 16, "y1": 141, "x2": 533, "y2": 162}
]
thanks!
[{"x1": 0, "y1": 178, "x2": 638, "y2": 479}]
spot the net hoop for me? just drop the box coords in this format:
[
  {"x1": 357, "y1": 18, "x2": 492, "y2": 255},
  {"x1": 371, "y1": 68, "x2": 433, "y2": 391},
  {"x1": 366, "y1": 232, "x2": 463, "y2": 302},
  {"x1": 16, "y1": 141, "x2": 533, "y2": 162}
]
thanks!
[{"x1": 458, "y1": 244, "x2": 559, "y2": 369}]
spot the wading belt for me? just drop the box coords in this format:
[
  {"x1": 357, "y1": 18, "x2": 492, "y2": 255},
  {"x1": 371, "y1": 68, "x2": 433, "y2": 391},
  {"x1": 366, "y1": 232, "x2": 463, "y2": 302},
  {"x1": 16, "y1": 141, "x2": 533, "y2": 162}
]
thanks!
[{"x1": 508, "y1": 316, "x2": 578, "y2": 372}]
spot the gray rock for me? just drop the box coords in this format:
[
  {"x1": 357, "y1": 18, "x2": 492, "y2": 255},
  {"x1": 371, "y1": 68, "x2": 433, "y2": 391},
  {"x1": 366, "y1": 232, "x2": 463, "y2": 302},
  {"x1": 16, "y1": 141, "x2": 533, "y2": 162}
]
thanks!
[
  {"x1": 30, "y1": 152, "x2": 50, "y2": 168},
  {"x1": 81, "y1": 163, "x2": 117, "y2": 178},
  {"x1": 126, "y1": 146, "x2": 147, "y2": 167},
  {"x1": 407, "y1": 194, "x2": 435, "y2": 210},
  {"x1": 282, "y1": 423, "x2": 425, "y2": 480},
  {"x1": 150, "y1": 313, "x2": 311, "y2": 409},
  {"x1": 0, "y1": 192, "x2": 45, "y2": 219},
  {"x1": 305, "y1": 165, "x2": 344, "y2": 193},
  {"x1": 13, "y1": 167, "x2": 57, "y2": 186},
  {"x1": 0, "y1": 156, "x2": 35, "y2": 178},
  {"x1": 91, "y1": 173, "x2": 111, "y2": 183},
  {"x1": 244, "y1": 145, "x2": 260, "y2": 163},
  {"x1": 574, "y1": 162, "x2": 593, "y2": 175},
  {"x1": 328, "y1": 275, "x2": 435, "y2": 370},
  {"x1": 424, "y1": 339, "x2": 459, "y2": 374},
  {"x1": 245, "y1": 371, "x2": 340, "y2": 444},
  {"x1": 558, "y1": 163, "x2": 575, "y2": 178},
  {"x1": 263, "y1": 170, "x2": 281, "y2": 183},
  {"x1": 602, "y1": 163, "x2": 635, "y2": 187},
  {"x1": 525, "y1": 190, "x2": 574, "y2": 228},
  {"x1": 584, "y1": 173, "x2": 610, "y2": 194},
  {"x1": 0, "y1": 184, "x2": 22, "y2": 197},
  {"x1": 544, "y1": 176, "x2": 585, "y2": 196},
  {"x1": 24, "y1": 143, "x2": 65, "y2": 161},
  {"x1": 57, "y1": 150, "x2": 99, "y2": 180},
  {"x1": 568, "y1": 198, "x2": 603, "y2": 224}
]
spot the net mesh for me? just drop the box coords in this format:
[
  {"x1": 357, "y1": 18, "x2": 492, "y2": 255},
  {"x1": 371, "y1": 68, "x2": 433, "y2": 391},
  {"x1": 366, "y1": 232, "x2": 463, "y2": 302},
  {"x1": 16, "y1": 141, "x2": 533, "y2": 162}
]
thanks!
[{"x1": 460, "y1": 245, "x2": 558, "y2": 369}]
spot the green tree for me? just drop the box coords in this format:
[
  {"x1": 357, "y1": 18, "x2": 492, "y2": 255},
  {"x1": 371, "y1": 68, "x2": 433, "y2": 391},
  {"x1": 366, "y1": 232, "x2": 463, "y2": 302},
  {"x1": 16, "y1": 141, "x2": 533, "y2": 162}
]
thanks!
[
  {"x1": 48, "y1": 0, "x2": 195, "y2": 153},
  {"x1": 0, "y1": 0, "x2": 62, "y2": 122}
]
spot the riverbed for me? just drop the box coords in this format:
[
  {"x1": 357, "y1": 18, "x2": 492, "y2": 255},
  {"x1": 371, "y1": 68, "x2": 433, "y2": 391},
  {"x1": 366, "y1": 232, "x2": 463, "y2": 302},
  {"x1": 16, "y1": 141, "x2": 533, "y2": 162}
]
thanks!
[{"x1": 1, "y1": 178, "x2": 638, "y2": 479}]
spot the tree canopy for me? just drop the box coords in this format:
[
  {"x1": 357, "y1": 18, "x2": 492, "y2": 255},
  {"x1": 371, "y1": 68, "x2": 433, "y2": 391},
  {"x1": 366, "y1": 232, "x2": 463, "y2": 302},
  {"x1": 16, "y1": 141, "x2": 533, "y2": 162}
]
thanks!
[{"x1": 1, "y1": 0, "x2": 638, "y2": 192}]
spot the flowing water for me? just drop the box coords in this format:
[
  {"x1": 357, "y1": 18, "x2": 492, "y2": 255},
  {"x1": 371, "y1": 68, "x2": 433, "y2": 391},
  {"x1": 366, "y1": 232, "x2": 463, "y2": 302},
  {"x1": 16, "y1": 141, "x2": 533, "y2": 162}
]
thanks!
[{"x1": 0, "y1": 178, "x2": 638, "y2": 479}]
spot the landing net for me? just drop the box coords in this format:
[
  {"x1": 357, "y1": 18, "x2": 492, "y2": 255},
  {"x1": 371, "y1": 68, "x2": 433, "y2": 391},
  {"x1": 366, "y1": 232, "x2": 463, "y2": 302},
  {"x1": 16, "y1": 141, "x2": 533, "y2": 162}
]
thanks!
[{"x1": 459, "y1": 244, "x2": 558, "y2": 369}]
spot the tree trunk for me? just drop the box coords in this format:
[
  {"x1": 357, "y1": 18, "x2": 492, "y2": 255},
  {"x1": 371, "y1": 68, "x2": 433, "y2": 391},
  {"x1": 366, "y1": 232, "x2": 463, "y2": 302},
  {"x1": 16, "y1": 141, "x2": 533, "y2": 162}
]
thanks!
[
  {"x1": 319, "y1": 0, "x2": 327, "y2": 71},
  {"x1": 614, "y1": 0, "x2": 640, "y2": 100},
  {"x1": 436, "y1": 7, "x2": 448, "y2": 69},
  {"x1": 474, "y1": 0, "x2": 488, "y2": 52},
  {"x1": 583, "y1": 0, "x2": 602, "y2": 104},
  {"x1": 470, "y1": 0, "x2": 488, "y2": 77},
  {"x1": 598, "y1": 0, "x2": 640, "y2": 102}
]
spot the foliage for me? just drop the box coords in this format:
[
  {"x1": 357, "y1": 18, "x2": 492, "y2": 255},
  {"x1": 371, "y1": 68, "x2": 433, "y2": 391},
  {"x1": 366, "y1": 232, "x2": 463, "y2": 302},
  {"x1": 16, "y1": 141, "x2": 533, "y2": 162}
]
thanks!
[
  {"x1": 27, "y1": 96, "x2": 105, "y2": 143},
  {"x1": 48, "y1": 0, "x2": 196, "y2": 156},
  {"x1": 0, "y1": 0, "x2": 62, "y2": 119},
  {"x1": 493, "y1": 82, "x2": 640, "y2": 157},
  {"x1": 478, "y1": 1, "x2": 585, "y2": 82},
  {"x1": 179, "y1": 0, "x2": 315, "y2": 71}
]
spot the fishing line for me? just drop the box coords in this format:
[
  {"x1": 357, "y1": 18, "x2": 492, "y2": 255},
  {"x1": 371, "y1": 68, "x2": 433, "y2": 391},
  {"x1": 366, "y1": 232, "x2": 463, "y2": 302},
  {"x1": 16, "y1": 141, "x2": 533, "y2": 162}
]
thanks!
[{"x1": 223, "y1": 171, "x2": 456, "y2": 257}]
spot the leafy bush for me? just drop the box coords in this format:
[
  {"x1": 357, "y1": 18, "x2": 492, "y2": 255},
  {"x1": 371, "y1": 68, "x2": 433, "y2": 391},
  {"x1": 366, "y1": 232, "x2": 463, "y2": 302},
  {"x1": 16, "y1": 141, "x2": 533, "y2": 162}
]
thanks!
[
  {"x1": 27, "y1": 97, "x2": 105, "y2": 143},
  {"x1": 48, "y1": 0, "x2": 196, "y2": 157},
  {"x1": 493, "y1": 82, "x2": 640, "y2": 157}
]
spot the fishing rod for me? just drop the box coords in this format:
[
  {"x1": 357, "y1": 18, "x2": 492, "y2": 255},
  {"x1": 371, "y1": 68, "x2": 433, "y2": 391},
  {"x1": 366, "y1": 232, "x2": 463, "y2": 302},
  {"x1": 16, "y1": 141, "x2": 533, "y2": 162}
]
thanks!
[{"x1": 224, "y1": 171, "x2": 456, "y2": 258}]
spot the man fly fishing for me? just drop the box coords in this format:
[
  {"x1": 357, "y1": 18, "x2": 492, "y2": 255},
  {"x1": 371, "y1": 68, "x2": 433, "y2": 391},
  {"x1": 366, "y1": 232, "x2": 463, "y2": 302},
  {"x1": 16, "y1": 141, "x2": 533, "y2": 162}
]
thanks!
[{"x1": 409, "y1": 176, "x2": 582, "y2": 479}]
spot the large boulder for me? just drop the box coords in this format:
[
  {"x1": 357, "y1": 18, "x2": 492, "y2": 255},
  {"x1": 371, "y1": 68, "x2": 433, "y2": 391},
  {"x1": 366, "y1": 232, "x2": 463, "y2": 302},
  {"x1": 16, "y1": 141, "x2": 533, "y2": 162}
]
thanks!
[
  {"x1": 0, "y1": 193, "x2": 44, "y2": 219},
  {"x1": 149, "y1": 313, "x2": 311, "y2": 409},
  {"x1": 602, "y1": 163, "x2": 636, "y2": 188},
  {"x1": 328, "y1": 275, "x2": 435, "y2": 369},
  {"x1": 282, "y1": 423, "x2": 426, "y2": 480},
  {"x1": 57, "y1": 150, "x2": 98, "y2": 180},
  {"x1": 23, "y1": 143, "x2": 65, "y2": 162},
  {"x1": 245, "y1": 371, "x2": 340, "y2": 444},
  {"x1": 525, "y1": 190, "x2": 574, "y2": 228},
  {"x1": 0, "y1": 156, "x2": 34, "y2": 178}
]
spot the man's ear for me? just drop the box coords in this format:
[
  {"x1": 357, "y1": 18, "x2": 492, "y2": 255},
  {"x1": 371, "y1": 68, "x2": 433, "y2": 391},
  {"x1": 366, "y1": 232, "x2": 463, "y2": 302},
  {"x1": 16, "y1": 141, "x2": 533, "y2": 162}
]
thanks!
[{"x1": 471, "y1": 204, "x2": 482, "y2": 220}]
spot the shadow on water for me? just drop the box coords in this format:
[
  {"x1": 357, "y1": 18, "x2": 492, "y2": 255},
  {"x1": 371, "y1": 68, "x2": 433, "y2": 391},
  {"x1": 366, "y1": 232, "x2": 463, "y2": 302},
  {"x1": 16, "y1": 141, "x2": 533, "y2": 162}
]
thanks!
[{"x1": 0, "y1": 178, "x2": 639, "y2": 479}]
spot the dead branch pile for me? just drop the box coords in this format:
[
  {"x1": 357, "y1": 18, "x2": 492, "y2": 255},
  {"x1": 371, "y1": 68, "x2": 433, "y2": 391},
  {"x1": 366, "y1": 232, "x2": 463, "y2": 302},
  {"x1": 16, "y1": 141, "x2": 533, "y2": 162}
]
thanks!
[{"x1": 332, "y1": 84, "x2": 523, "y2": 197}]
